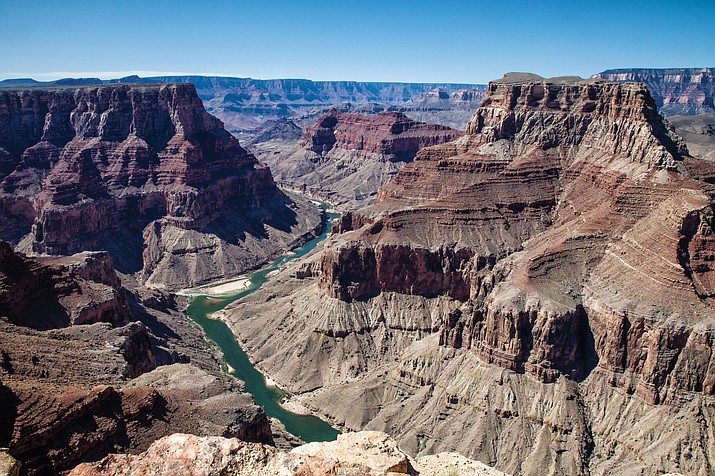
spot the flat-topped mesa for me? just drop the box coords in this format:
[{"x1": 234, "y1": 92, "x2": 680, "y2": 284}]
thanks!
[
  {"x1": 301, "y1": 109, "x2": 463, "y2": 161},
  {"x1": 0, "y1": 84, "x2": 322, "y2": 288},
  {"x1": 466, "y1": 73, "x2": 688, "y2": 168}
]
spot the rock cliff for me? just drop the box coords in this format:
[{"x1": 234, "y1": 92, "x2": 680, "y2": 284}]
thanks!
[
  {"x1": 0, "y1": 83, "x2": 322, "y2": 289},
  {"x1": 593, "y1": 68, "x2": 715, "y2": 115},
  {"x1": 0, "y1": 241, "x2": 130, "y2": 329},
  {"x1": 0, "y1": 245, "x2": 273, "y2": 475},
  {"x1": 223, "y1": 73, "x2": 715, "y2": 475},
  {"x1": 69, "y1": 431, "x2": 506, "y2": 476},
  {"x1": 256, "y1": 110, "x2": 462, "y2": 209},
  {"x1": 1, "y1": 76, "x2": 487, "y2": 135}
]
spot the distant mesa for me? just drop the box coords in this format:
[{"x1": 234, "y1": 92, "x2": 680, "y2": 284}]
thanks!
[
  {"x1": 254, "y1": 109, "x2": 463, "y2": 209},
  {"x1": 593, "y1": 67, "x2": 715, "y2": 115}
]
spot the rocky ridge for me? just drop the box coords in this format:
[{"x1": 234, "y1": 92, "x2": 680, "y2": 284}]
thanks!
[
  {"x1": 0, "y1": 245, "x2": 273, "y2": 475},
  {"x1": 255, "y1": 109, "x2": 462, "y2": 208},
  {"x1": 69, "y1": 431, "x2": 507, "y2": 476},
  {"x1": 0, "y1": 83, "x2": 322, "y2": 289},
  {"x1": 223, "y1": 73, "x2": 715, "y2": 475},
  {"x1": 593, "y1": 67, "x2": 715, "y2": 115}
]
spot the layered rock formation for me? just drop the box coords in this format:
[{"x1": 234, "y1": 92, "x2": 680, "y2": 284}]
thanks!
[
  {"x1": 223, "y1": 73, "x2": 715, "y2": 475},
  {"x1": 255, "y1": 110, "x2": 462, "y2": 208},
  {"x1": 593, "y1": 68, "x2": 715, "y2": 115},
  {"x1": 69, "y1": 431, "x2": 506, "y2": 476},
  {"x1": 0, "y1": 83, "x2": 322, "y2": 289},
  {"x1": 0, "y1": 241, "x2": 130, "y2": 329},
  {"x1": 0, "y1": 76, "x2": 486, "y2": 135},
  {"x1": 0, "y1": 246, "x2": 272, "y2": 475}
]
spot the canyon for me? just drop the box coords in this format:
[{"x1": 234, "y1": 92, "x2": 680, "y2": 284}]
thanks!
[
  {"x1": 222, "y1": 73, "x2": 715, "y2": 475},
  {"x1": 0, "y1": 76, "x2": 487, "y2": 136},
  {"x1": 0, "y1": 83, "x2": 322, "y2": 290},
  {"x1": 0, "y1": 67, "x2": 714, "y2": 476},
  {"x1": 253, "y1": 109, "x2": 463, "y2": 208},
  {"x1": 0, "y1": 244, "x2": 275, "y2": 475}
]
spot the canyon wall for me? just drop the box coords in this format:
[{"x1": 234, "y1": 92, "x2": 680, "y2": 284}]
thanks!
[
  {"x1": 256, "y1": 110, "x2": 462, "y2": 209},
  {"x1": 0, "y1": 76, "x2": 487, "y2": 134},
  {"x1": 0, "y1": 244, "x2": 273, "y2": 475},
  {"x1": 593, "y1": 67, "x2": 715, "y2": 115},
  {"x1": 224, "y1": 73, "x2": 715, "y2": 475},
  {"x1": 0, "y1": 83, "x2": 322, "y2": 289}
]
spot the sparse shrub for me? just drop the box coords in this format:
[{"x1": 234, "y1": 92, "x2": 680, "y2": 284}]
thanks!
[{"x1": 443, "y1": 466, "x2": 461, "y2": 476}]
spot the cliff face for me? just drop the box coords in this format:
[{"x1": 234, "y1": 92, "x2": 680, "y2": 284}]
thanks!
[
  {"x1": 224, "y1": 74, "x2": 715, "y2": 475},
  {"x1": 0, "y1": 84, "x2": 322, "y2": 289},
  {"x1": 0, "y1": 241, "x2": 131, "y2": 330},
  {"x1": 0, "y1": 241, "x2": 273, "y2": 474},
  {"x1": 302, "y1": 109, "x2": 463, "y2": 160},
  {"x1": 257, "y1": 110, "x2": 462, "y2": 209},
  {"x1": 593, "y1": 68, "x2": 715, "y2": 116},
  {"x1": 0, "y1": 76, "x2": 486, "y2": 135}
]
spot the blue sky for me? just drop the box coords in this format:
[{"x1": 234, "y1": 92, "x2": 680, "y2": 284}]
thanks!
[{"x1": 1, "y1": 0, "x2": 713, "y2": 83}]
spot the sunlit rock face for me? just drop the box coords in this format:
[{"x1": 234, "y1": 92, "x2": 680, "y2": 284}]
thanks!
[
  {"x1": 225, "y1": 74, "x2": 715, "y2": 475},
  {"x1": 0, "y1": 83, "x2": 322, "y2": 288}
]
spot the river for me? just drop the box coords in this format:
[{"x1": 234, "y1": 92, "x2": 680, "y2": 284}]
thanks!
[{"x1": 184, "y1": 203, "x2": 340, "y2": 443}]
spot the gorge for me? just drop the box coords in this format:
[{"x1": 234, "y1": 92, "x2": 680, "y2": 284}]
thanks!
[
  {"x1": 221, "y1": 73, "x2": 715, "y2": 475},
  {"x1": 1, "y1": 68, "x2": 714, "y2": 476}
]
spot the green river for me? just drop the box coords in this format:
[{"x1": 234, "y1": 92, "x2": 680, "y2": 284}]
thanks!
[{"x1": 184, "y1": 204, "x2": 341, "y2": 443}]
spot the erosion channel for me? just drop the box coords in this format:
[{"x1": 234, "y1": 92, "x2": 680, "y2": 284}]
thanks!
[{"x1": 183, "y1": 201, "x2": 341, "y2": 443}]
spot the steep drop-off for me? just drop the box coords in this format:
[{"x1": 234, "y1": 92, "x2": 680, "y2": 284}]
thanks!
[
  {"x1": 224, "y1": 73, "x2": 715, "y2": 475},
  {"x1": 0, "y1": 83, "x2": 322, "y2": 289},
  {"x1": 0, "y1": 244, "x2": 273, "y2": 475},
  {"x1": 255, "y1": 110, "x2": 462, "y2": 209},
  {"x1": 593, "y1": 67, "x2": 715, "y2": 116},
  {"x1": 0, "y1": 76, "x2": 487, "y2": 135}
]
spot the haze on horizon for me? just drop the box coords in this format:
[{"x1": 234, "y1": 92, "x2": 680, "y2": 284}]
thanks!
[{"x1": 1, "y1": 0, "x2": 713, "y2": 84}]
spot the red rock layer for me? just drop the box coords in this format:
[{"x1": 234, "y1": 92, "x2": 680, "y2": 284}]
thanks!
[
  {"x1": 319, "y1": 73, "x2": 715, "y2": 403},
  {"x1": 0, "y1": 240, "x2": 130, "y2": 329},
  {"x1": 301, "y1": 109, "x2": 463, "y2": 161},
  {"x1": 0, "y1": 84, "x2": 280, "y2": 255}
]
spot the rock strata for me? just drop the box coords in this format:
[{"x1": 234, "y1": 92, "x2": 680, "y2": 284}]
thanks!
[
  {"x1": 256, "y1": 110, "x2": 462, "y2": 208},
  {"x1": 593, "y1": 68, "x2": 715, "y2": 115},
  {"x1": 0, "y1": 241, "x2": 130, "y2": 329},
  {"x1": 0, "y1": 245, "x2": 273, "y2": 475},
  {"x1": 0, "y1": 83, "x2": 322, "y2": 289},
  {"x1": 225, "y1": 73, "x2": 715, "y2": 475}
]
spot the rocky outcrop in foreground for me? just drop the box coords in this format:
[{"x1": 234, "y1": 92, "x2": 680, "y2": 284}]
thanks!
[
  {"x1": 70, "y1": 431, "x2": 507, "y2": 476},
  {"x1": 224, "y1": 73, "x2": 715, "y2": 475},
  {"x1": 0, "y1": 245, "x2": 272, "y2": 475},
  {"x1": 256, "y1": 110, "x2": 462, "y2": 208},
  {"x1": 593, "y1": 67, "x2": 714, "y2": 115},
  {"x1": 0, "y1": 83, "x2": 322, "y2": 289}
]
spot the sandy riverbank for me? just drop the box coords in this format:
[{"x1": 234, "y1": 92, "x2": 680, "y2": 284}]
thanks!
[{"x1": 177, "y1": 277, "x2": 251, "y2": 296}]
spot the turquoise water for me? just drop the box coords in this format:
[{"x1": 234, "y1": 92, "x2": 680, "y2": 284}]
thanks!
[{"x1": 185, "y1": 204, "x2": 341, "y2": 442}]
